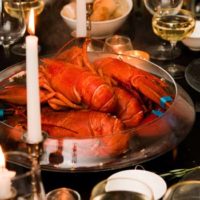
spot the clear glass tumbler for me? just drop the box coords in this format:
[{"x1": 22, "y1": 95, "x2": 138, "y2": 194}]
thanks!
[
  {"x1": 46, "y1": 187, "x2": 81, "y2": 200},
  {"x1": 103, "y1": 35, "x2": 133, "y2": 54}
]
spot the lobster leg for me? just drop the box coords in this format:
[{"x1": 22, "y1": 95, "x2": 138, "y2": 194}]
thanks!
[
  {"x1": 0, "y1": 85, "x2": 56, "y2": 105},
  {"x1": 48, "y1": 93, "x2": 82, "y2": 110}
]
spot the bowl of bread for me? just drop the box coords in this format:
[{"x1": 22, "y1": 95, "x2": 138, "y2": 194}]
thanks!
[{"x1": 60, "y1": 0, "x2": 133, "y2": 39}]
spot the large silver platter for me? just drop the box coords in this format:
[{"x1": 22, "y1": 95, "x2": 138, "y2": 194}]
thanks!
[{"x1": 0, "y1": 52, "x2": 195, "y2": 172}]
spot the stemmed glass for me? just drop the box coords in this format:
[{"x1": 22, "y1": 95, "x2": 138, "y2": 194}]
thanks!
[
  {"x1": 0, "y1": 0, "x2": 26, "y2": 57},
  {"x1": 152, "y1": 9, "x2": 195, "y2": 79},
  {"x1": 143, "y1": 0, "x2": 183, "y2": 60},
  {"x1": 9, "y1": 0, "x2": 45, "y2": 56}
]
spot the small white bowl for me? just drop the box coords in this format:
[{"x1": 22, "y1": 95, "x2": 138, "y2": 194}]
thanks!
[
  {"x1": 60, "y1": 0, "x2": 133, "y2": 39},
  {"x1": 182, "y1": 20, "x2": 200, "y2": 51}
]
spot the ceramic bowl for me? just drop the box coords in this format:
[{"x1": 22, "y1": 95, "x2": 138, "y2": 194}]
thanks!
[
  {"x1": 60, "y1": 0, "x2": 133, "y2": 39},
  {"x1": 182, "y1": 20, "x2": 200, "y2": 51}
]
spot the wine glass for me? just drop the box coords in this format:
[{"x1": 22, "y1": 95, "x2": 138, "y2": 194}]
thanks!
[
  {"x1": 9, "y1": 0, "x2": 45, "y2": 56},
  {"x1": 90, "y1": 177, "x2": 154, "y2": 200},
  {"x1": 0, "y1": 0, "x2": 26, "y2": 57},
  {"x1": 152, "y1": 9, "x2": 195, "y2": 79},
  {"x1": 143, "y1": 0, "x2": 183, "y2": 61}
]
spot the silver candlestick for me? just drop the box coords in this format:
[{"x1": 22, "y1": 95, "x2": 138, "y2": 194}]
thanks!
[{"x1": 23, "y1": 134, "x2": 46, "y2": 200}]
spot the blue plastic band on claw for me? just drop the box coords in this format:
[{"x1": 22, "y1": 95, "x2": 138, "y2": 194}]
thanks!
[
  {"x1": 0, "y1": 109, "x2": 4, "y2": 120},
  {"x1": 160, "y1": 96, "x2": 173, "y2": 109},
  {"x1": 152, "y1": 109, "x2": 164, "y2": 117}
]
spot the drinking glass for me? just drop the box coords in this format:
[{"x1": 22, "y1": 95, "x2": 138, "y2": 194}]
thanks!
[
  {"x1": 143, "y1": 0, "x2": 183, "y2": 60},
  {"x1": 90, "y1": 177, "x2": 154, "y2": 200},
  {"x1": 163, "y1": 180, "x2": 200, "y2": 200},
  {"x1": 9, "y1": 0, "x2": 45, "y2": 56},
  {"x1": 46, "y1": 187, "x2": 81, "y2": 200},
  {"x1": 0, "y1": 0, "x2": 26, "y2": 57},
  {"x1": 5, "y1": 151, "x2": 46, "y2": 200},
  {"x1": 152, "y1": 9, "x2": 195, "y2": 79},
  {"x1": 103, "y1": 35, "x2": 133, "y2": 54}
]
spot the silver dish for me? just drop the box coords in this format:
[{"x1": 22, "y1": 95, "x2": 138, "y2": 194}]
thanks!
[{"x1": 0, "y1": 52, "x2": 195, "y2": 172}]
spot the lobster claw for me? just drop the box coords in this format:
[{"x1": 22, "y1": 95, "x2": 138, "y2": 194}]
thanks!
[{"x1": 131, "y1": 75, "x2": 173, "y2": 109}]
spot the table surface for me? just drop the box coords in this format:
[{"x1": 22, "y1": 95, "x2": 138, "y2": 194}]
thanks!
[{"x1": 0, "y1": 1, "x2": 200, "y2": 199}]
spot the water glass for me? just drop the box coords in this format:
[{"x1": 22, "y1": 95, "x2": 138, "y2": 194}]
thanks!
[
  {"x1": 46, "y1": 187, "x2": 81, "y2": 200},
  {"x1": 5, "y1": 151, "x2": 46, "y2": 200},
  {"x1": 103, "y1": 35, "x2": 133, "y2": 54},
  {"x1": 163, "y1": 180, "x2": 200, "y2": 200},
  {"x1": 90, "y1": 177, "x2": 154, "y2": 200}
]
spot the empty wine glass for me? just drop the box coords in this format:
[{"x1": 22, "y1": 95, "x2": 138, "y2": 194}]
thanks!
[
  {"x1": 0, "y1": 0, "x2": 26, "y2": 57},
  {"x1": 152, "y1": 9, "x2": 195, "y2": 79},
  {"x1": 143, "y1": 0, "x2": 183, "y2": 60}
]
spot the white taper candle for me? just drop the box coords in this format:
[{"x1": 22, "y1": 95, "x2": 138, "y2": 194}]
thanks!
[{"x1": 26, "y1": 9, "x2": 42, "y2": 144}]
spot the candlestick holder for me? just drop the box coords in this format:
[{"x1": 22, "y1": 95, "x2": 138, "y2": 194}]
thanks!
[
  {"x1": 26, "y1": 140, "x2": 44, "y2": 167},
  {"x1": 22, "y1": 133, "x2": 46, "y2": 200},
  {"x1": 22, "y1": 132, "x2": 47, "y2": 167}
]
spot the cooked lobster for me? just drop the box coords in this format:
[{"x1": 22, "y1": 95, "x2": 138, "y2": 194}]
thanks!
[
  {"x1": 114, "y1": 86, "x2": 144, "y2": 127},
  {"x1": 93, "y1": 57, "x2": 173, "y2": 109},
  {"x1": 6, "y1": 107, "x2": 130, "y2": 157},
  {"x1": 39, "y1": 59, "x2": 116, "y2": 112}
]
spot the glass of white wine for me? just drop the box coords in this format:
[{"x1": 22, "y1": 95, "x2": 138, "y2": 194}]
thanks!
[
  {"x1": 90, "y1": 177, "x2": 154, "y2": 200},
  {"x1": 152, "y1": 9, "x2": 195, "y2": 79},
  {"x1": 0, "y1": 0, "x2": 26, "y2": 57},
  {"x1": 4, "y1": 0, "x2": 45, "y2": 56},
  {"x1": 143, "y1": 0, "x2": 183, "y2": 61}
]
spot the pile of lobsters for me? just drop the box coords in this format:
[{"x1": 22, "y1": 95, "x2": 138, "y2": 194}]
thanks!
[{"x1": 0, "y1": 39, "x2": 174, "y2": 157}]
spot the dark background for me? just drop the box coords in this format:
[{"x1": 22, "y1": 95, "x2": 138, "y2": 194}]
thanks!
[{"x1": 0, "y1": 1, "x2": 200, "y2": 199}]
